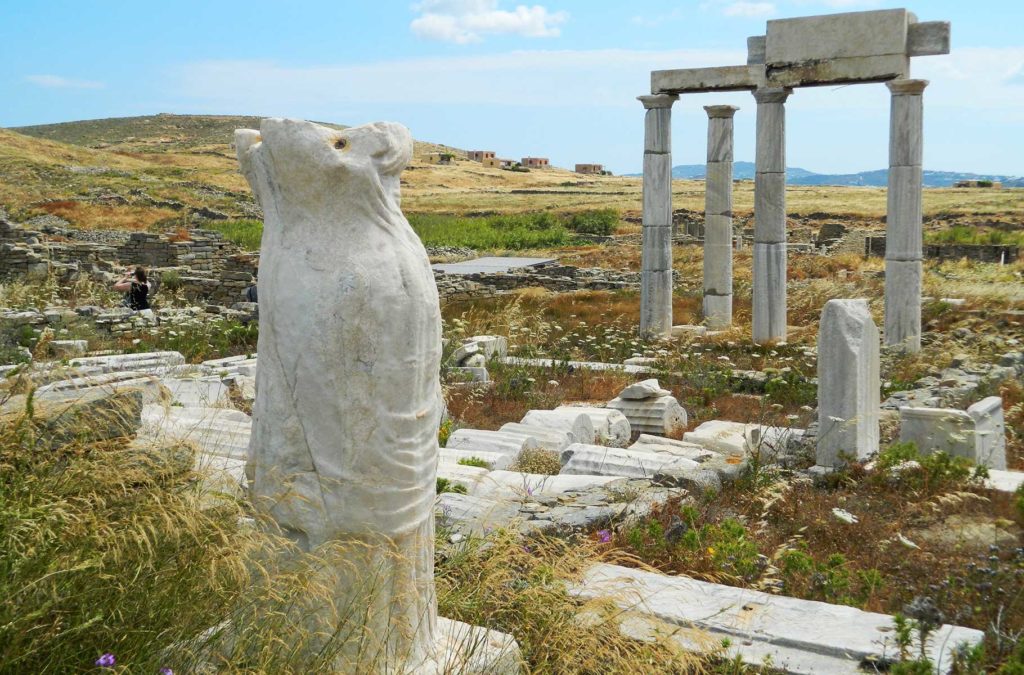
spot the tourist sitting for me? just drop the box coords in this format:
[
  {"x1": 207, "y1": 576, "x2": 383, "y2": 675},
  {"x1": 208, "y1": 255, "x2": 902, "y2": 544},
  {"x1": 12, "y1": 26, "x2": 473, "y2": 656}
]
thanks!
[{"x1": 113, "y1": 266, "x2": 151, "y2": 311}]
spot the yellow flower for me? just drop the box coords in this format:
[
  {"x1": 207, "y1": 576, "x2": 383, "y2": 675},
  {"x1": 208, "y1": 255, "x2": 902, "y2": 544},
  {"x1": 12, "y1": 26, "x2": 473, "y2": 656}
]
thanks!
[{"x1": 707, "y1": 547, "x2": 716, "y2": 556}]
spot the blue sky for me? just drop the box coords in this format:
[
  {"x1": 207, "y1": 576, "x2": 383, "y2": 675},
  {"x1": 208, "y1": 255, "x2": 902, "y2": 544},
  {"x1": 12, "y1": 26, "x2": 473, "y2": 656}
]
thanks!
[{"x1": 2, "y1": 1, "x2": 1023, "y2": 175}]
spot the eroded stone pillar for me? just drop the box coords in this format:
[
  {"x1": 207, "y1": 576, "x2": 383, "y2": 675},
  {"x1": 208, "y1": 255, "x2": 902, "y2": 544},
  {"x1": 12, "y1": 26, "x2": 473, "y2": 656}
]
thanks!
[
  {"x1": 703, "y1": 105, "x2": 738, "y2": 329},
  {"x1": 884, "y1": 79, "x2": 928, "y2": 353},
  {"x1": 817, "y1": 299, "x2": 880, "y2": 468},
  {"x1": 752, "y1": 87, "x2": 791, "y2": 344},
  {"x1": 638, "y1": 93, "x2": 678, "y2": 338}
]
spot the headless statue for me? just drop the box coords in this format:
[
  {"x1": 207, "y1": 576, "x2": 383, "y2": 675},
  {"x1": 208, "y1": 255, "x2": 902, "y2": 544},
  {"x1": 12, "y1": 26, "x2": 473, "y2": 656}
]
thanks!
[{"x1": 235, "y1": 118, "x2": 442, "y2": 670}]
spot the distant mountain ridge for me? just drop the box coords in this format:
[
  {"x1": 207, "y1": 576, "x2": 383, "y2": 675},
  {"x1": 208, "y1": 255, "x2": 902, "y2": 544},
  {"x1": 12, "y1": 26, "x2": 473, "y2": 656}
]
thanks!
[{"x1": 628, "y1": 161, "x2": 1024, "y2": 188}]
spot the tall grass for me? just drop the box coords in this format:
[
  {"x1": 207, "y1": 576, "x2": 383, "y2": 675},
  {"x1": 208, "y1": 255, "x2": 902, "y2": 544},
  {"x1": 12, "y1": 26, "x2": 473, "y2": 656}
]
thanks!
[
  {"x1": 927, "y1": 226, "x2": 1024, "y2": 246},
  {"x1": 409, "y1": 213, "x2": 570, "y2": 250},
  {"x1": 208, "y1": 218, "x2": 264, "y2": 250},
  {"x1": 209, "y1": 210, "x2": 623, "y2": 252}
]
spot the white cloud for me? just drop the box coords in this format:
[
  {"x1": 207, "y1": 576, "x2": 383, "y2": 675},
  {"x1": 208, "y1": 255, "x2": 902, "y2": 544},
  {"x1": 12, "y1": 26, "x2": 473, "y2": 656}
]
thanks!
[
  {"x1": 630, "y1": 8, "x2": 685, "y2": 28},
  {"x1": 25, "y1": 74, "x2": 104, "y2": 89},
  {"x1": 410, "y1": 0, "x2": 568, "y2": 44},
  {"x1": 722, "y1": 2, "x2": 776, "y2": 18}
]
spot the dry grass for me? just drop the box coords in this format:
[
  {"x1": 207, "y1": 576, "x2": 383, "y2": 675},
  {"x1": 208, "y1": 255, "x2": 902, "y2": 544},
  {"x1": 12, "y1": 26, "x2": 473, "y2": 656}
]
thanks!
[
  {"x1": 4, "y1": 121, "x2": 1024, "y2": 232},
  {"x1": 436, "y1": 529, "x2": 710, "y2": 674}
]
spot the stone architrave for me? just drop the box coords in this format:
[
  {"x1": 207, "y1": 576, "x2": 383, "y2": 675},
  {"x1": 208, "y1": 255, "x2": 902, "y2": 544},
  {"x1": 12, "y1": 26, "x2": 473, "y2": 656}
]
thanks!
[
  {"x1": 235, "y1": 119, "x2": 516, "y2": 671},
  {"x1": 884, "y1": 79, "x2": 928, "y2": 353},
  {"x1": 638, "y1": 94, "x2": 678, "y2": 338},
  {"x1": 702, "y1": 105, "x2": 738, "y2": 329},
  {"x1": 816, "y1": 299, "x2": 880, "y2": 468},
  {"x1": 752, "y1": 87, "x2": 791, "y2": 344}
]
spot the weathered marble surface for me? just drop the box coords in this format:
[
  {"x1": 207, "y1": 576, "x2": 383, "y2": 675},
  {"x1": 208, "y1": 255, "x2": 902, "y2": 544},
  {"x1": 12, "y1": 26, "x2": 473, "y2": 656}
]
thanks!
[
  {"x1": 900, "y1": 396, "x2": 1006, "y2": 469},
  {"x1": 817, "y1": 300, "x2": 880, "y2": 467},
  {"x1": 236, "y1": 119, "x2": 444, "y2": 670}
]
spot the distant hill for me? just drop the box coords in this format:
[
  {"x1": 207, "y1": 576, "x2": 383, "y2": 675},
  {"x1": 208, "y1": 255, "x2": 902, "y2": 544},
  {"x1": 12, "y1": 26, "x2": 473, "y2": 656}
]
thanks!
[{"x1": 627, "y1": 161, "x2": 1024, "y2": 188}]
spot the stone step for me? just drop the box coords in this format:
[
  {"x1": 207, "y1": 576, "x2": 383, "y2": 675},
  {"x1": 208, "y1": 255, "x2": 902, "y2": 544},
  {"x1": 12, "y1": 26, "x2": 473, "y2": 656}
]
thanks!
[
  {"x1": 560, "y1": 443, "x2": 699, "y2": 479},
  {"x1": 572, "y1": 563, "x2": 983, "y2": 675},
  {"x1": 607, "y1": 395, "x2": 687, "y2": 436},
  {"x1": 554, "y1": 405, "x2": 631, "y2": 447}
]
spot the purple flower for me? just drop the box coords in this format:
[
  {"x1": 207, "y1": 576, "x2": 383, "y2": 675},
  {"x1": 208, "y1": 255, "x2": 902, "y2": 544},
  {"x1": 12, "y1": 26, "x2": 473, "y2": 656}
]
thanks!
[
  {"x1": 597, "y1": 529, "x2": 612, "y2": 543},
  {"x1": 160, "y1": 669, "x2": 174, "y2": 675},
  {"x1": 95, "y1": 653, "x2": 116, "y2": 668}
]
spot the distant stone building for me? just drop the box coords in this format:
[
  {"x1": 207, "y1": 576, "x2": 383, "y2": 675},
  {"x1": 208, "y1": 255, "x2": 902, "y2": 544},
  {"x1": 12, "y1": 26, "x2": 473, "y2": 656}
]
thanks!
[
  {"x1": 467, "y1": 150, "x2": 495, "y2": 162},
  {"x1": 483, "y1": 157, "x2": 515, "y2": 169},
  {"x1": 425, "y1": 152, "x2": 455, "y2": 165},
  {"x1": 521, "y1": 157, "x2": 550, "y2": 168},
  {"x1": 575, "y1": 163, "x2": 605, "y2": 175},
  {"x1": 954, "y1": 179, "x2": 1001, "y2": 188}
]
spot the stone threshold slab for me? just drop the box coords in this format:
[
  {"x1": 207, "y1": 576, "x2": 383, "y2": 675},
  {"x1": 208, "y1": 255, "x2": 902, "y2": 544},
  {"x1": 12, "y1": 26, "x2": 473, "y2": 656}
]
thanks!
[
  {"x1": 572, "y1": 563, "x2": 983, "y2": 675},
  {"x1": 432, "y1": 256, "x2": 556, "y2": 275}
]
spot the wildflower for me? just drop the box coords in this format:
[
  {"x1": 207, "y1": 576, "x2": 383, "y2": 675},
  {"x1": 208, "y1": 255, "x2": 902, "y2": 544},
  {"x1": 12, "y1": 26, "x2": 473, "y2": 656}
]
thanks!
[
  {"x1": 597, "y1": 529, "x2": 612, "y2": 543},
  {"x1": 707, "y1": 547, "x2": 716, "y2": 556},
  {"x1": 95, "y1": 653, "x2": 116, "y2": 668},
  {"x1": 160, "y1": 669, "x2": 174, "y2": 675}
]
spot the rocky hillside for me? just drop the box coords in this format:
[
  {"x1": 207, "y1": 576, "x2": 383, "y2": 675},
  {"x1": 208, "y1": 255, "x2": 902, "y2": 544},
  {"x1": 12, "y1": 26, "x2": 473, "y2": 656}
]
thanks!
[{"x1": 0, "y1": 114, "x2": 634, "y2": 231}]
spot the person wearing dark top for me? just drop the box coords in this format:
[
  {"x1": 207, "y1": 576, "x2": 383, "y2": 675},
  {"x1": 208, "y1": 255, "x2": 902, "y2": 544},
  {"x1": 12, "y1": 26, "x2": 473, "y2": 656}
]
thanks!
[{"x1": 113, "y1": 266, "x2": 150, "y2": 310}]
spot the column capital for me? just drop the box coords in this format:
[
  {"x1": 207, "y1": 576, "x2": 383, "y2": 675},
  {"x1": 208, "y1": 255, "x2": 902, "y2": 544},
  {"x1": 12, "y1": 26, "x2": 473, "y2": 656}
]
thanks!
[
  {"x1": 704, "y1": 105, "x2": 739, "y2": 119},
  {"x1": 886, "y1": 79, "x2": 929, "y2": 96},
  {"x1": 638, "y1": 94, "x2": 678, "y2": 110},
  {"x1": 752, "y1": 87, "x2": 792, "y2": 104}
]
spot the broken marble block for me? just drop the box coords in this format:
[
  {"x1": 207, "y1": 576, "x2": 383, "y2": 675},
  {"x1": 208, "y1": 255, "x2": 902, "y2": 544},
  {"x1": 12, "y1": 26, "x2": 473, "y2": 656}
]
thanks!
[
  {"x1": 899, "y1": 396, "x2": 1006, "y2": 469},
  {"x1": 519, "y1": 409, "x2": 596, "y2": 445},
  {"x1": 817, "y1": 299, "x2": 880, "y2": 468},
  {"x1": 446, "y1": 428, "x2": 540, "y2": 463},
  {"x1": 607, "y1": 394, "x2": 687, "y2": 436},
  {"x1": 630, "y1": 434, "x2": 715, "y2": 462},
  {"x1": 498, "y1": 422, "x2": 575, "y2": 452},
  {"x1": 49, "y1": 339, "x2": 88, "y2": 358},
  {"x1": 554, "y1": 405, "x2": 631, "y2": 447},
  {"x1": 683, "y1": 420, "x2": 750, "y2": 456},
  {"x1": 561, "y1": 443, "x2": 699, "y2": 479},
  {"x1": 572, "y1": 563, "x2": 983, "y2": 675},
  {"x1": 618, "y1": 378, "x2": 671, "y2": 400}
]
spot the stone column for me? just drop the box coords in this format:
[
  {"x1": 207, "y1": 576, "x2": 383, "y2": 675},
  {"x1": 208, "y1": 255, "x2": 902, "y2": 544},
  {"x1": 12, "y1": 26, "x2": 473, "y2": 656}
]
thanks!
[
  {"x1": 884, "y1": 79, "x2": 928, "y2": 353},
  {"x1": 817, "y1": 299, "x2": 880, "y2": 469},
  {"x1": 752, "y1": 87, "x2": 791, "y2": 344},
  {"x1": 638, "y1": 94, "x2": 678, "y2": 338},
  {"x1": 703, "y1": 105, "x2": 738, "y2": 330}
]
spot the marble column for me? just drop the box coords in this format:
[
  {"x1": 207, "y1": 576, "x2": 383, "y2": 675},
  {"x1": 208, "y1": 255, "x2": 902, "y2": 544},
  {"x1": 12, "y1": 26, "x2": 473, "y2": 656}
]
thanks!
[
  {"x1": 703, "y1": 105, "x2": 738, "y2": 330},
  {"x1": 638, "y1": 93, "x2": 678, "y2": 338},
  {"x1": 884, "y1": 79, "x2": 928, "y2": 353},
  {"x1": 752, "y1": 87, "x2": 792, "y2": 344}
]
